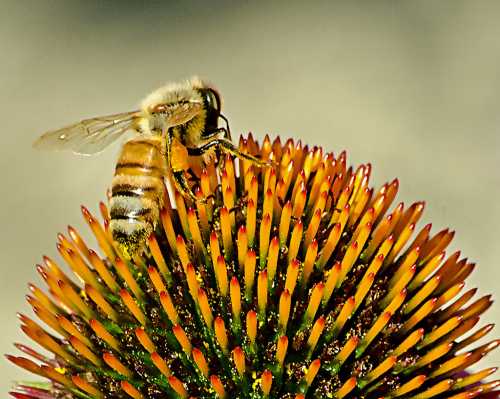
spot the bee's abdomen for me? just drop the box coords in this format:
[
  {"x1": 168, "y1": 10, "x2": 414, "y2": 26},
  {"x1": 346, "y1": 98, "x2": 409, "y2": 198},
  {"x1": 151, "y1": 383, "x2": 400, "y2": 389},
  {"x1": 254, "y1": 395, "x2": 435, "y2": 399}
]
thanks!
[{"x1": 110, "y1": 137, "x2": 165, "y2": 257}]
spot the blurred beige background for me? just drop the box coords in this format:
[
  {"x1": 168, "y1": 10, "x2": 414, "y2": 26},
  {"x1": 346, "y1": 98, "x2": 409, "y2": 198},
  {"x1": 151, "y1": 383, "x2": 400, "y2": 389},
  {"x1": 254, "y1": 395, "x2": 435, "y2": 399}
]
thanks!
[{"x1": 1, "y1": 0, "x2": 499, "y2": 391}]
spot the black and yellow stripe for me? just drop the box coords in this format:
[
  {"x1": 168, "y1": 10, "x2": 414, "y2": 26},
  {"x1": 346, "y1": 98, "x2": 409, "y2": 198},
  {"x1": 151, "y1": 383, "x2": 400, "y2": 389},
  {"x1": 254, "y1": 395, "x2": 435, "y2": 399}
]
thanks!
[{"x1": 110, "y1": 136, "x2": 166, "y2": 257}]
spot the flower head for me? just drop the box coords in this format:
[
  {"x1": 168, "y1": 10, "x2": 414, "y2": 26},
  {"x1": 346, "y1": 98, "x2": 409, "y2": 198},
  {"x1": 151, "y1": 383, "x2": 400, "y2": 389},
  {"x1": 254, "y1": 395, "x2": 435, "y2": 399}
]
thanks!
[{"x1": 7, "y1": 134, "x2": 499, "y2": 398}]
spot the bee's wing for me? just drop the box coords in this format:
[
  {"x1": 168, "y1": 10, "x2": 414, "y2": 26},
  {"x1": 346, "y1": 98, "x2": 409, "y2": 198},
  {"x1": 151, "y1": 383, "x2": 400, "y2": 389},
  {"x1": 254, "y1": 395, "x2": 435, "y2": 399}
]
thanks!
[
  {"x1": 158, "y1": 101, "x2": 204, "y2": 128},
  {"x1": 33, "y1": 111, "x2": 140, "y2": 155}
]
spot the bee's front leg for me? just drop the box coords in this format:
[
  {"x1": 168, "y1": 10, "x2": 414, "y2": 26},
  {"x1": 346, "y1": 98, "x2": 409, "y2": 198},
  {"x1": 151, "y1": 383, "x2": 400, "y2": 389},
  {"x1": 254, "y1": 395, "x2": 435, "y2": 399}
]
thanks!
[
  {"x1": 172, "y1": 170, "x2": 199, "y2": 203},
  {"x1": 187, "y1": 135, "x2": 269, "y2": 168},
  {"x1": 216, "y1": 138, "x2": 270, "y2": 168},
  {"x1": 166, "y1": 131, "x2": 199, "y2": 203}
]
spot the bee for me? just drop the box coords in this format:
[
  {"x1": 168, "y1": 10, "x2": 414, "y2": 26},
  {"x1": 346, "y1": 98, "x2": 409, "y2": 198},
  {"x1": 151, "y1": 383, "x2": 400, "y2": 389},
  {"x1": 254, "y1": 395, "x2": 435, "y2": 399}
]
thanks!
[{"x1": 34, "y1": 77, "x2": 267, "y2": 257}]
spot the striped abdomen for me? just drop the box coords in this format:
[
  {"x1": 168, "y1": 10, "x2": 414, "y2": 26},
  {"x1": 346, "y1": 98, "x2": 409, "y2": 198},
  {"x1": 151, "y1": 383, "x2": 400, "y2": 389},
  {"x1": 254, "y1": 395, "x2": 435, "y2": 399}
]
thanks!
[{"x1": 110, "y1": 136, "x2": 166, "y2": 257}]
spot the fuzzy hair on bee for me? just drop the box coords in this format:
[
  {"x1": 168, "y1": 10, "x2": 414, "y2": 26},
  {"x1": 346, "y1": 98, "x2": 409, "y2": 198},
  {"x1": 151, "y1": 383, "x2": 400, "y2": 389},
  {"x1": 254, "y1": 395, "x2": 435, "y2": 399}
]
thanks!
[
  {"x1": 33, "y1": 76, "x2": 269, "y2": 258},
  {"x1": 139, "y1": 77, "x2": 208, "y2": 141}
]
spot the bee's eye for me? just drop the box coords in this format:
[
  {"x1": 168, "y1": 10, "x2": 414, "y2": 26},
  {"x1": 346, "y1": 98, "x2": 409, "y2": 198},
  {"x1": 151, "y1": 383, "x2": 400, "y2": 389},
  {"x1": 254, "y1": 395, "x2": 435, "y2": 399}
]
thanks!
[{"x1": 204, "y1": 89, "x2": 221, "y2": 113}]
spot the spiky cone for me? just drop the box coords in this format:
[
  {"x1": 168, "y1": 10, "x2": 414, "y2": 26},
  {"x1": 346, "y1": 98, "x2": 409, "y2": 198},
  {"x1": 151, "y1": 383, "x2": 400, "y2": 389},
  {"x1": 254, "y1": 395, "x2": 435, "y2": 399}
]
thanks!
[{"x1": 7, "y1": 133, "x2": 499, "y2": 399}]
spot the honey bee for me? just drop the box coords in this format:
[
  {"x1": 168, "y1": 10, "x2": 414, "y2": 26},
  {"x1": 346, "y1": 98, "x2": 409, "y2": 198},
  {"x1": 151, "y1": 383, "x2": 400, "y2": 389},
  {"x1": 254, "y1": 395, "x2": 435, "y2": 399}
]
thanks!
[{"x1": 34, "y1": 77, "x2": 267, "y2": 257}]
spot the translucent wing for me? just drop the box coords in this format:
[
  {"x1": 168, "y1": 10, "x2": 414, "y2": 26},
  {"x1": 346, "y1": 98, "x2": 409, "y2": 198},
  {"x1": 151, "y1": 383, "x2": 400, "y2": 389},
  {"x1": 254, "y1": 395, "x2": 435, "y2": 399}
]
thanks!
[
  {"x1": 33, "y1": 111, "x2": 140, "y2": 155},
  {"x1": 153, "y1": 101, "x2": 204, "y2": 128}
]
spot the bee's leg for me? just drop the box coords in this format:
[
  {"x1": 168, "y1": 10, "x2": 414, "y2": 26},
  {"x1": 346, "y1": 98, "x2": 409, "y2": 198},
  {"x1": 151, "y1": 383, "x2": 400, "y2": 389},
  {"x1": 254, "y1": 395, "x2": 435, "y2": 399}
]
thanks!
[
  {"x1": 186, "y1": 168, "x2": 199, "y2": 182},
  {"x1": 216, "y1": 138, "x2": 270, "y2": 167},
  {"x1": 186, "y1": 140, "x2": 219, "y2": 156},
  {"x1": 187, "y1": 138, "x2": 269, "y2": 167},
  {"x1": 172, "y1": 170, "x2": 199, "y2": 203},
  {"x1": 165, "y1": 130, "x2": 199, "y2": 203},
  {"x1": 199, "y1": 127, "x2": 227, "y2": 142}
]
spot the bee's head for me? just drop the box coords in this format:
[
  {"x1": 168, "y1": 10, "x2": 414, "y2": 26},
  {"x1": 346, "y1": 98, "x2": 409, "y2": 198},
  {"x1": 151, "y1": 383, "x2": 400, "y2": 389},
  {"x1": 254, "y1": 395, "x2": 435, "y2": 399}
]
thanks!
[
  {"x1": 199, "y1": 87, "x2": 223, "y2": 135},
  {"x1": 201, "y1": 87, "x2": 222, "y2": 115}
]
